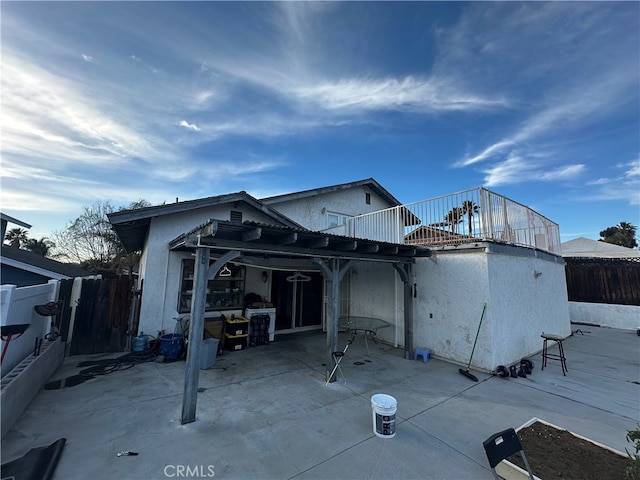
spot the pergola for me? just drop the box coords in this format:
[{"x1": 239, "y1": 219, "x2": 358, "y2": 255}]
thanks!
[{"x1": 168, "y1": 219, "x2": 431, "y2": 424}]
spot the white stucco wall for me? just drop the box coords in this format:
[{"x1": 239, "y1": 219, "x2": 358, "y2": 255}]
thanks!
[
  {"x1": 569, "y1": 302, "x2": 640, "y2": 330},
  {"x1": 268, "y1": 186, "x2": 392, "y2": 232},
  {"x1": 413, "y1": 250, "x2": 491, "y2": 367},
  {"x1": 137, "y1": 204, "x2": 282, "y2": 336},
  {"x1": 485, "y1": 250, "x2": 571, "y2": 369},
  {"x1": 413, "y1": 245, "x2": 570, "y2": 371},
  {"x1": 348, "y1": 261, "x2": 403, "y2": 346}
]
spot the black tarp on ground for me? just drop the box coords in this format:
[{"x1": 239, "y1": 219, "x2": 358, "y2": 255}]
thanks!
[{"x1": 1, "y1": 438, "x2": 66, "y2": 480}]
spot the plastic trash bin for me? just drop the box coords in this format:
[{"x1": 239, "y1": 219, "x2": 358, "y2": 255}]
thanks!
[{"x1": 200, "y1": 338, "x2": 219, "y2": 369}]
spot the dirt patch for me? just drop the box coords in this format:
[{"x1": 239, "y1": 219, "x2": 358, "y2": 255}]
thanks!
[{"x1": 507, "y1": 422, "x2": 628, "y2": 479}]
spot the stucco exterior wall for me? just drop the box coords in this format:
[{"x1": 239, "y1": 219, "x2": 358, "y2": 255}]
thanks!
[
  {"x1": 569, "y1": 302, "x2": 640, "y2": 330},
  {"x1": 413, "y1": 245, "x2": 570, "y2": 371},
  {"x1": 485, "y1": 250, "x2": 571, "y2": 368},
  {"x1": 348, "y1": 261, "x2": 403, "y2": 346},
  {"x1": 268, "y1": 186, "x2": 392, "y2": 232},
  {"x1": 413, "y1": 251, "x2": 491, "y2": 367},
  {"x1": 137, "y1": 204, "x2": 281, "y2": 335}
]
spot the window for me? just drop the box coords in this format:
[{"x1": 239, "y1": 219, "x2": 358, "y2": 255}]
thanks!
[
  {"x1": 327, "y1": 211, "x2": 351, "y2": 229},
  {"x1": 365, "y1": 192, "x2": 371, "y2": 205},
  {"x1": 178, "y1": 260, "x2": 245, "y2": 313}
]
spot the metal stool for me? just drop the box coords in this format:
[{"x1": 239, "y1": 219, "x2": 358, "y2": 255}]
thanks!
[
  {"x1": 541, "y1": 333, "x2": 567, "y2": 375},
  {"x1": 331, "y1": 351, "x2": 346, "y2": 383},
  {"x1": 326, "y1": 337, "x2": 353, "y2": 385}
]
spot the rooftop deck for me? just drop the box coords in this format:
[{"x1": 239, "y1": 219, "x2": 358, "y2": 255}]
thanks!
[
  {"x1": 346, "y1": 187, "x2": 561, "y2": 255},
  {"x1": 2, "y1": 326, "x2": 637, "y2": 479}
]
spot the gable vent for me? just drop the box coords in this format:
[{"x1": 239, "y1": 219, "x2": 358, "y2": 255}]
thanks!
[{"x1": 230, "y1": 210, "x2": 243, "y2": 223}]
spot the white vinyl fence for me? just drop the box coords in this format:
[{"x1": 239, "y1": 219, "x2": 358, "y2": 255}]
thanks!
[{"x1": 1, "y1": 281, "x2": 58, "y2": 377}]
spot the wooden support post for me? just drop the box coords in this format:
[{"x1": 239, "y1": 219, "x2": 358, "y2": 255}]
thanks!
[
  {"x1": 314, "y1": 258, "x2": 352, "y2": 382},
  {"x1": 393, "y1": 262, "x2": 413, "y2": 360},
  {"x1": 181, "y1": 249, "x2": 240, "y2": 425},
  {"x1": 181, "y1": 246, "x2": 209, "y2": 425}
]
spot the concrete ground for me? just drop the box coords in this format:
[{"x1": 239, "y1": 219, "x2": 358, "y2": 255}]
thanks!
[{"x1": 2, "y1": 326, "x2": 638, "y2": 480}]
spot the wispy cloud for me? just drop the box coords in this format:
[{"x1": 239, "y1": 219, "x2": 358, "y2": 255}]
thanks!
[
  {"x1": 81, "y1": 53, "x2": 93, "y2": 62},
  {"x1": 581, "y1": 159, "x2": 640, "y2": 205},
  {"x1": 178, "y1": 120, "x2": 201, "y2": 132},
  {"x1": 292, "y1": 77, "x2": 507, "y2": 114},
  {"x1": 483, "y1": 155, "x2": 585, "y2": 187},
  {"x1": 448, "y1": 2, "x2": 637, "y2": 190},
  {"x1": 1, "y1": 56, "x2": 161, "y2": 165}
]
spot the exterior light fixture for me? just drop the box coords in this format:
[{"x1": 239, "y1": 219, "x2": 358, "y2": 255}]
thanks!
[{"x1": 262, "y1": 271, "x2": 269, "y2": 283}]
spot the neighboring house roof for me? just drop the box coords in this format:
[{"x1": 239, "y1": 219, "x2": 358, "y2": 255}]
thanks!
[
  {"x1": 1, "y1": 213, "x2": 32, "y2": 240},
  {"x1": 108, "y1": 191, "x2": 305, "y2": 252},
  {"x1": 561, "y1": 237, "x2": 640, "y2": 258},
  {"x1": 1, "y1": 213, "x2": 31, "y2": 229},
  {"x1": 261, "y1": 178, "x2": 402, "y2": 207},
  {"x1": 1, "y1": 246, "x2": 92, "y2": 281},
  {"x1": 404, "y1": 225, "x2": 474, "y2": 246}
]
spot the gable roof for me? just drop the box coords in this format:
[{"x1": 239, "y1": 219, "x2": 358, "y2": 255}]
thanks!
[
  {"x1": 561, "y1": 237, "x2": 640, "y2": 258},
  {"x1": 260, "y1": 178, "x2": 401, "y2": 207},
  {"x1": 1, "y1": 246, "x2": 92, "y2": 280},
  {"x1": 108, "y1": 191, "x2": 305, "y2": 252}
]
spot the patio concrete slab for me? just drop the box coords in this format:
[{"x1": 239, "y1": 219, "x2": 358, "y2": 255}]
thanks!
[{"x1": 1, "y1": 326, "x2": 638, "y2": 480}]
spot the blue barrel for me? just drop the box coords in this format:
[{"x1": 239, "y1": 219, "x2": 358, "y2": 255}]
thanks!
[{"x1": 160, "y1": 333, "x2": 185, "y2": 360}]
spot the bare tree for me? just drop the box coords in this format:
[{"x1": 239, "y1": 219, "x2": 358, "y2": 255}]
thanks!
[
  {"x1": 52, "y1": 199, "x2": 151, "y2": 273},
  {"x1": 52, "y1": 201, "x2": 120, "y2": 270}
]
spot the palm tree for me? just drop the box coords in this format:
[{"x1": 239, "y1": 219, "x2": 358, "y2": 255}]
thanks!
[
  {"x1": 4, "y1": 227, "x2": 29, "y2": 248},
  {"x1": 444, "y1": 207, "x2": 464, "y2": 234},
  {"x1": 461, "y1": 200, "x2": 480, "y2": 237},
  {"x1": 25, "y1": 237, "x2": 56, "y2": 257}
]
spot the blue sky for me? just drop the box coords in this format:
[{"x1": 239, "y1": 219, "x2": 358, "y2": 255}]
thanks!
[{"x1": 1, "y1": 1, "x2": 638, "y2": 243}]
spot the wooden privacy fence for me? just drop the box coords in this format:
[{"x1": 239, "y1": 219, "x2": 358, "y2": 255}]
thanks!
[
  {"x1": 59, "y1": 276, "x2": 139, "y2": 355},
  {"x1": 565, "y1": 257, "x2": 640, "y2": 306}
]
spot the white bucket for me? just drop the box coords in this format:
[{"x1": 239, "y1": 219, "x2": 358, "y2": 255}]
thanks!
[{"x1": 371, "y1": 394, "x2": 397, "y2": 438}]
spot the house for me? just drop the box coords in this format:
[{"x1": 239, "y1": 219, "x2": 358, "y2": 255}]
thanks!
[
  {"x1": 561, "y1": 237, "x2": 640, "y2": 258},
  {"x1": 1, "y1": 213, "x2": 91, "y2": 286},
  {"x1": 1, "y1": 247, "x2": 92, "y2": 287},
  {"x1": 108, "y1": 179, "x2": 571, "y2": 376}
]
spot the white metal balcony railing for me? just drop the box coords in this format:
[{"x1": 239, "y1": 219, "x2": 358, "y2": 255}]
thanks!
[{"x1": 345, "y1": 187, "x2": 561, "y2": 255}]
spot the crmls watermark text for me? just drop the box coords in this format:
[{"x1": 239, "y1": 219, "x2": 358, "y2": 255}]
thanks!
[{"x1": 164, "y1": 465, "x2": 215, "y2": 478}]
